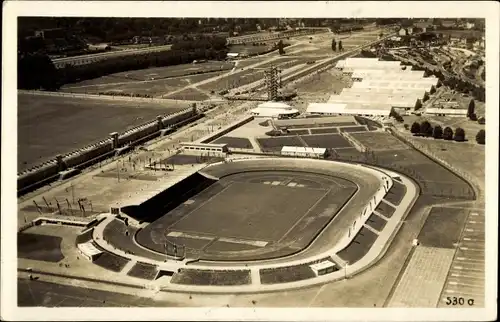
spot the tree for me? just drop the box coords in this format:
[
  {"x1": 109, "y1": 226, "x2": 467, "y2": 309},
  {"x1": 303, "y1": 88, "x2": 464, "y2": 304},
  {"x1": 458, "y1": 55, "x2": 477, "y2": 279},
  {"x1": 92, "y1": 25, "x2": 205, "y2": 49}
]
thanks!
[
  {"x1": 18, "y1": 53, "x2": 60, "y2": 90},
  {"x1": 432, "y1": 125, "x2": 443, "y2": 139},
  {"x1": 443, "y1": 126, "x2": 454, "y2": 140},
  {"x1": 420, "y1": 121, "x2": 432, "y2": 137},
  {"x1": 278, "y1": 40, "x2": 285, "y2": 55},
  {"x1": 453, "y1": 127, "x2": 466, "y2": 142},
  {"x1": 475, "y1": 129, "x2": 485, "y2": 145},
  {"x1": 410, "y1": 122, "x2": 420, "y2": 134},
  {"x1": 331, "y1": 39, "x2": 337, "y2": 51},
  {"x1": 338, "y1": 40, "x2": 343, "y2": 51},
  {"x1": 467, "y1": 99, "x2": 475, "y2": 119}
]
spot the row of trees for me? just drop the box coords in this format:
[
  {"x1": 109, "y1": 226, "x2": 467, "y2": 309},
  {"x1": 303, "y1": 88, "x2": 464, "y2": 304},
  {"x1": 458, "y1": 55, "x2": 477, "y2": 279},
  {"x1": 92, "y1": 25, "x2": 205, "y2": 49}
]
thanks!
[
  {"x1": 409, "y1": 121, "x2": 466, "y2": 142},
  {"x1": 18, "y1": 36, "x2": 229, "y2": 90},
  {"x1": 331, "y1": 39, "x2": 344, "y2": 52},
  {"x1": 409, "y1": 120, "x2": 485, "y2": 144}
]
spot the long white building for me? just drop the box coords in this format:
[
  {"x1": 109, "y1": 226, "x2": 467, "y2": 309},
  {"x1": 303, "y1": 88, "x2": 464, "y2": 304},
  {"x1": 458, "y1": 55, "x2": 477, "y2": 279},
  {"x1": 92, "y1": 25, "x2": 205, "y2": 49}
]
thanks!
[
  {"x1": 306, "y1": 102, "x2": 392, "y2": 117},
  {"x1": 336, "y1": 58, "x2": 404, "y2": 74},
  {"x1": 351, "y1": 79, "x2": 438, "y2": 93},
  {"x1": 306, "y1": 57, "x2": 441, "y2": 118},
  {"x1": 425, "y1": 108, "x2": 468, "y2": 117},
  {"x1": 328, "y1": 91, "x2": 421, "y2": 110},
  {"x1": 341, "y1": 87, "x2": 428, "y2": 101},
  {"x1": 351, "y1": 69, "x2": 426, "y2": 81}
]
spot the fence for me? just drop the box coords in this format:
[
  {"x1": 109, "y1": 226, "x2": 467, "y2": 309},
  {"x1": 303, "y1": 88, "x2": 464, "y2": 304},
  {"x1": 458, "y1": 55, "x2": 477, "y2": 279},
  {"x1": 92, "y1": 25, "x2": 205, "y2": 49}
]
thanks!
[{"x1": 390, "y1": 129, "x2": 479, "y2": 200}]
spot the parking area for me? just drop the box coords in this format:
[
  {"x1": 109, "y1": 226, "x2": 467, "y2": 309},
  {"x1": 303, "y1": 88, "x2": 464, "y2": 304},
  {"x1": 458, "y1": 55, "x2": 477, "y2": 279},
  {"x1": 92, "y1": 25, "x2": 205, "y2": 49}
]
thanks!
[{"x1": 438, "y1": 209, "x2": 485, "y2": 307}]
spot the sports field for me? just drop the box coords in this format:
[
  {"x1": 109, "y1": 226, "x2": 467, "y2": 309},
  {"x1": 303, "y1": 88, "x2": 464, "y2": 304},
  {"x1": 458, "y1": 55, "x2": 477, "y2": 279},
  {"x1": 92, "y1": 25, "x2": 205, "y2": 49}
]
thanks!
[
  {"x1": 350, "y1": 132, "x2": 410, "y2": 151},
  {"x1": 60, "y1": 73, "x2": 222, "y2": 97},
  {"x1": 135, "y1": 170, "x2": 357, "y2": 261},
  {"x1": 17, "y1": 93, "x2": 187, "y2": 172}
]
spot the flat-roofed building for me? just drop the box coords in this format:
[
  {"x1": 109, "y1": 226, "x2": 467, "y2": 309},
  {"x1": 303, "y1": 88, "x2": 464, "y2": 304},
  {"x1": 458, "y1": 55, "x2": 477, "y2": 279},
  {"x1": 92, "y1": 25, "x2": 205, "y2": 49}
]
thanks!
[
  {"x1": 351, "y1": 69, "x2": 426, "y2": 81},
  {"x1": 341, "y1": 87, "x2": 428, "y2": 101},
  {"x1": 425, "y1": 108, "x2": 467, "y2": 117},
  {"x1": 281, "y1": 146, "x2": 328, "y2": 159},
  {"x1": 358, "y1": 74, "x2": 439, "y2": 84},
  {"x1": 351, "y1": 79, "x2": 438, "y2": 93},
  {"x1": 328, "y1": 91, "x2": 421, "y2": 110},
  {"x1": 180, "y1": 142, "x2": 229, "y2": 154},
  {"x1": 309, "y1": 261, "x2": 337, "y2": 276},
  {"x1": 77, "y1": 241, "x2": 103, "y2": 261},
  {"x1": 306, "y1": 102, "x2": 392, "y2": 117},
  {"x1": 250, "y1": 102, "x2": 300, "y2": 119},
  {"x1": 335, "y1": 57, "x2": 404, "y2": 74}
]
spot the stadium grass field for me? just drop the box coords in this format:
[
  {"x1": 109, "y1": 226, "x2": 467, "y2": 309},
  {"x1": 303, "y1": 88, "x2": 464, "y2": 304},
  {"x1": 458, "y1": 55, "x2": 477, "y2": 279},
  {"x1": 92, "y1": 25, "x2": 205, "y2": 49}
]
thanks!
[
  {"x1": 17, "y1": 93, "x2": 187, "y2": 172},
  {"x1": 135, "y1": 170, "x2": 358, "y2": 261}
]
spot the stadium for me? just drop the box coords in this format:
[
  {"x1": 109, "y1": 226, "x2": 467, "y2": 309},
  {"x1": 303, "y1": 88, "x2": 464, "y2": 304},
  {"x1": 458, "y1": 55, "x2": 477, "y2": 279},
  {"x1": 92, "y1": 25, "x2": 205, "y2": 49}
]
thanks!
[
  {"x1": 15, "y1": 18, "x2": 485, "y2": 308},
  {"x1": 35, "y1": 150, "x2": 416, "y2": 293}
]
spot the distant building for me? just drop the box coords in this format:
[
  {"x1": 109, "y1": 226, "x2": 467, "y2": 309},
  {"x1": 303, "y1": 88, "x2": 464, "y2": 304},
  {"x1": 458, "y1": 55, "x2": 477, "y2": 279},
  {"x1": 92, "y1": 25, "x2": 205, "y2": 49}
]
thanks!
[
  {"x1": 466, "y1": 22, "x2": 476, "y2": 29},
  {"x1": 398, "y1": 28, "x2": 407, "y2": 36},
  {"x1": 88, "y1": 43, "x2": 110, "y2": 51},
  {"x1": 281, "y1": 146, "x2": 327, "y2": 159},
  {"x1": 441, "y1": 20, "x2": 457, "y2": 28},
  {"x1": 226, "y1": 53, "x2": 239, "y2": 60},
  {"x1": 34, "y1": 28, "x2": 65, "y2": 39},
  {"x1": 425, "y1": 108, "x2": 467, "y2": 117}
]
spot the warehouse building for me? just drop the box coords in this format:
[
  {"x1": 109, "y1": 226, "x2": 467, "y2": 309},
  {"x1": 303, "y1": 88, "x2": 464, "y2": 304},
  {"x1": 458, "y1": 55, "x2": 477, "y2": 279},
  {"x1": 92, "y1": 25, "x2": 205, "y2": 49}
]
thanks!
[
  {"x1": 306, "y1": 102, "x2": 392, "y2": 117},
  {"x1": 328, "y1": 91, "x2": 422, "y2": 110},
  {"x1": 355, "y1": 74, "x2": 439, "y2": 84},
  {"x1": 351, "y1": 69, "x2": 426, "y2": 81},
  {"x1": 250, "y1": 102, "x2": 300, "y2": 119},
  {"x1": 351, "y1": 78, "x2": 438, "y2": 93},
  {"x1": 341, "y1": 87, "x2": 428, "y2": 102},
  {"x1": 335, "y1": 58, "x2": 404, "y2": 74}
]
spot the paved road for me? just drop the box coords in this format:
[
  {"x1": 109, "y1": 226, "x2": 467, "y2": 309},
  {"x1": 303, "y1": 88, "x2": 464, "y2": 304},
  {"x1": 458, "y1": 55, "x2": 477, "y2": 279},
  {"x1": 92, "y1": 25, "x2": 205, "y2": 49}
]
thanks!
[{"x1": 17, "y1": 278, "x2": 177, "y2": 307}]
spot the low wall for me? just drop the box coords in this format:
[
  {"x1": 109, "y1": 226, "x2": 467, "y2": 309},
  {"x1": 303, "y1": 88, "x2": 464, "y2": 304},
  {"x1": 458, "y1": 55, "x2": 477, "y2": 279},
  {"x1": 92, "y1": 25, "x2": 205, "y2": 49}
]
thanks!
[
  {"x1": 17, "y1": 108, "x2": 197, "y2": 195},
  {"x1": 330, "y1": 166, "x2": 392, "y2": 254},
  {"x1": 199, "y1": 115, "x2": 254, "y2": 144}
]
